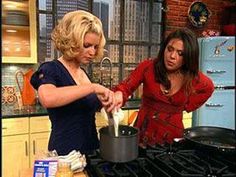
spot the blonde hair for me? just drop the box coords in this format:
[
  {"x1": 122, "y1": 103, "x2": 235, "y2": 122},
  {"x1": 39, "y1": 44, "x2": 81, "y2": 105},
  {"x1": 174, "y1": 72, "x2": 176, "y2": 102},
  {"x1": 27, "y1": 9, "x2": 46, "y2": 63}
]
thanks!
[{"x1": 51, "y1": 10, "x2": 106, "y2": 60}]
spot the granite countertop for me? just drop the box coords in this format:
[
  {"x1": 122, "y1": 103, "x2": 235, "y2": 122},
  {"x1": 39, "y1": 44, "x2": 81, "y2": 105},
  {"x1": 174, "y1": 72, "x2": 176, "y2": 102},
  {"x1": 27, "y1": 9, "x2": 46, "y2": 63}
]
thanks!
[{"x1": 2, "y1": 99, "x2": 141, "y2": 118}]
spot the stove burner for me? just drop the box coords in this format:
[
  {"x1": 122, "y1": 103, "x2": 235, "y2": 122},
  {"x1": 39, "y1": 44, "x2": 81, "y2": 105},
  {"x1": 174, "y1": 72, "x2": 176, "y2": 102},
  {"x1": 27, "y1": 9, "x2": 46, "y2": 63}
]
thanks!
[
  {"x1": 85, "y1": 143, "x2": 236, "y2": 177},
  {"x1": 146, "y1": 144, "x2": 236, "y2": 177},
  {"x1": 87, "y1": 157, "x2": 171, "y2": 177}
]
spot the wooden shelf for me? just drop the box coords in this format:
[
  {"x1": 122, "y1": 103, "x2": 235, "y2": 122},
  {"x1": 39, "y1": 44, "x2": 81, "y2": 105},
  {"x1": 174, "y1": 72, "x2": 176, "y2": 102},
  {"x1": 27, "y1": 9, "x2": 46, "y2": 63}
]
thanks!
[{"x1": 2, "y1": 0, "x2": 37, "y2": 64}]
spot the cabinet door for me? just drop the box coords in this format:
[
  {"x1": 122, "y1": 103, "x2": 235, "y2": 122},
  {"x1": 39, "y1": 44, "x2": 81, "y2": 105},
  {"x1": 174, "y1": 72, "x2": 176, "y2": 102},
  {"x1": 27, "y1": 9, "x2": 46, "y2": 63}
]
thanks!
[
  {"x1": 128, "y1": 109, "x2": 139, "y2": 126},
  {"x1": 30, "y1": 116, "x2": 51, "y2": 133},
  {"x1": 2, "y1": 0, "x2": 37, "y2": 63},
  {"x1": 29, "y1": 132, "x2": 50, "y2": 167},
  {"x1": 183, "y1": 111, "x2": 192, "y2": 128},
  {"x1": 2, "y1": 117, "x2": 29, "y2": 136},
  {"x1": 2, "y1": 135, "x2": 30, "y2": 177}
]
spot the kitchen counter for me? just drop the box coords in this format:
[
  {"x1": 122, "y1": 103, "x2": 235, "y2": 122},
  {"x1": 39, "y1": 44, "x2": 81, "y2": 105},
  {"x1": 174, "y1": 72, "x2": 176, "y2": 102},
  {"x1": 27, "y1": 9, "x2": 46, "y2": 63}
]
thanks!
[
  {"x1": 1, "y1": 104, "x2": 48, "y2": 118},
  {"x1": 20, "y1": 168, "x2": 87, "y2": 177},
  {"x1": 1, "y1": 99, "x2": 141, "y2": 118}
]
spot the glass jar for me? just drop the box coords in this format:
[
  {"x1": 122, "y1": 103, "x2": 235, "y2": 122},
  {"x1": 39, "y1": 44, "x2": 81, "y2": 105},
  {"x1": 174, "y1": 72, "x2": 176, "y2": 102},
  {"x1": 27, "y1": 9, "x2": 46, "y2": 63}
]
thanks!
[{"x1": 55, "y1": 160, "x2": 73, "y2": 177}]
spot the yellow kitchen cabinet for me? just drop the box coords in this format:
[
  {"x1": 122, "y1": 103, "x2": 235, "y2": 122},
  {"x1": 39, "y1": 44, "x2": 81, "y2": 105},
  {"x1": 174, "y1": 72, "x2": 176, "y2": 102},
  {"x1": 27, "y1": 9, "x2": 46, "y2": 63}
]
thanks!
[
  {"x1": 119, "y1": 110, "x2": 129, "y2": 125},
  {"x1": 183, "y1": 111, "x2": 192, "y2": 128},
  {"x1": 29, "y1": 116, "x2": 51, "y2": 167},
  {"x1": 2, "y1": 117, "x2": 30, "y2": 177},
  {"x1": 127, "y1": 109, "x2": 139, "y2": 126},
  {"x1": 95, "y1": 112, "x2": 107, "y2": 137},
  {"x1": 2, "y1": 0, "x2": 37, "y2": 64},
  {"x1": 2, "y1": 116, "x2": 51, "y2": 177},
  {"x1": 29, "y1": 132, "x2": 50, "y2": 167}
]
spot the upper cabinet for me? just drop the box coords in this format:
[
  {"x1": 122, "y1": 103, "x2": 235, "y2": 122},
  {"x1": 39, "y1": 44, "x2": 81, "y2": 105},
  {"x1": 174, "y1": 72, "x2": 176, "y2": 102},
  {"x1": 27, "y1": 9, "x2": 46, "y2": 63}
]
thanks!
[{"x1": 2, "y1": 0, "x2": 37, "y2": 64}]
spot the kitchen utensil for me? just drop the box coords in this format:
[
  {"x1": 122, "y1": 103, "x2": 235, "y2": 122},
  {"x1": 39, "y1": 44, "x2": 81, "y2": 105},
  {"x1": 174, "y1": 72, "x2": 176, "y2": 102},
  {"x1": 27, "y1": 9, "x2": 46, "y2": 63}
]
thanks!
[
  {"x1": 184, "y1": 126, "x2": 236, "y2": 153},
  {"x1": 15, "y1": 69, "x2": 36, "y2": 106},
  {"x1": 102, "y1": 108, "x2": 125, "y2": 136},
  {"x1": 106, "y1": 111, "x2": 115, "y2": 135},
  {"x1": 99, "y1": 125, "x2": 139, "y2": 162}
]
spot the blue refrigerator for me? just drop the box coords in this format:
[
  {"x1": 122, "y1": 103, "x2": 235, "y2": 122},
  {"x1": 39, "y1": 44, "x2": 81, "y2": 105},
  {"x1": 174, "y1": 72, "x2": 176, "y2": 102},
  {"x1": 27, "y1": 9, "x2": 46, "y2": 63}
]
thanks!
[{"x1": 192, "y1": 36, "x2": 235, "y2": 130}]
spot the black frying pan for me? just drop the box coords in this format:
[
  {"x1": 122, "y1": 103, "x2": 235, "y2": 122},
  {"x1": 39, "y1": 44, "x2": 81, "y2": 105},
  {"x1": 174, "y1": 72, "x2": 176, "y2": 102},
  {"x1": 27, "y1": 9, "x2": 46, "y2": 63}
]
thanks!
[{"x1": 184, "y1": 126, "x2": 236, "y2": 153}]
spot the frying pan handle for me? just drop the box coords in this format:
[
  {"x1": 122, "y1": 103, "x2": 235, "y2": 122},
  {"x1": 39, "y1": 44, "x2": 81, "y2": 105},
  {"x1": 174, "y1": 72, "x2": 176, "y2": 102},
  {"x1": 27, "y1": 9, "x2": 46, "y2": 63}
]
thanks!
[{"x1": 173, "y1": 138, "x2": 185, "y2": 143}]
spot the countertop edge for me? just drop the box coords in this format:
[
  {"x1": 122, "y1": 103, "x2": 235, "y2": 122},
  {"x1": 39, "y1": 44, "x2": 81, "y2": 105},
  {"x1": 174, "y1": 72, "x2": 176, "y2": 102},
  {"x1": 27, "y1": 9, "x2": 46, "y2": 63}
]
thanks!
[{"x1": 2, "y1": 99, "x2": 141, "y2": 119}]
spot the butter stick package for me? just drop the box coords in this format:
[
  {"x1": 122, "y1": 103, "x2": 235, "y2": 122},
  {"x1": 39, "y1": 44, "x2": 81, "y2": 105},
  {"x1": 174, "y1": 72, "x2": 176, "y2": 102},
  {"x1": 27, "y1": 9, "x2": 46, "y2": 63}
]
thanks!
[{"x1": 33, "y1": 160, "x2": 58, "y2": 177}]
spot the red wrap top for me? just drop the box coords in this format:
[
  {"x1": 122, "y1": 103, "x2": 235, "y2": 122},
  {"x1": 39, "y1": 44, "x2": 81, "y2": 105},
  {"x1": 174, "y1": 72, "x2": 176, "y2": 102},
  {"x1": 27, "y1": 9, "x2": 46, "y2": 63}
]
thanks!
[{"x1": 113, "y1": 59, "x2": 214, "y2": 145}]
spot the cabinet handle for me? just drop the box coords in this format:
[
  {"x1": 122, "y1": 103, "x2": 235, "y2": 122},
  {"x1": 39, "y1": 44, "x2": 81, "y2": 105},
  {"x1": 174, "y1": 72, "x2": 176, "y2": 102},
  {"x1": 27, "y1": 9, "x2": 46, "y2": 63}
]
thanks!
[
  {"x1": 205, "y1": 103, "x2": 224, "y2": 107},
  {"x1": 2, "y1": 127, "x2": 7, "y2": 130},
  {"x1": 33, "y1": 140, "x2": 36, "y2": 155},
  {"x1": 206, "y1": 70, "x2": 226, "y2": 74},
  {"x1": 25, "y1": 141, "x2": 28, "y2": 156}
]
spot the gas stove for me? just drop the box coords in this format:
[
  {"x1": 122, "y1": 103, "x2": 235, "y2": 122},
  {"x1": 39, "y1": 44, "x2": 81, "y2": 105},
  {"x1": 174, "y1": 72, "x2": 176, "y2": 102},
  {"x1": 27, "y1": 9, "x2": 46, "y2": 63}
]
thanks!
[{"x1": 85, "y1": 142, "x2": 236, "y2": 177}]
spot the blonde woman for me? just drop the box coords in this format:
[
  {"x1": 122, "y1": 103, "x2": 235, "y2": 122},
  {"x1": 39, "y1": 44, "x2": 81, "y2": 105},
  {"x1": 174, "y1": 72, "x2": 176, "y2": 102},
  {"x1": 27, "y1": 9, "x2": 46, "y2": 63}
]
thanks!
[{"x1": 31, "y1": 10, "x2": 115, "y2": 155}]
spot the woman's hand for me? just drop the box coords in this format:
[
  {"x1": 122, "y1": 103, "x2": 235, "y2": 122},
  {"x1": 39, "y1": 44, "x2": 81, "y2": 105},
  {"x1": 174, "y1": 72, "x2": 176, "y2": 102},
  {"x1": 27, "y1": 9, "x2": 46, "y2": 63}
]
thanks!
[
  {"x1": 93, "y1": 83, "x2": 116, "y2": 112},
  {"x1": 114, "y1": 91, "x2": 123, "y2": 109}
]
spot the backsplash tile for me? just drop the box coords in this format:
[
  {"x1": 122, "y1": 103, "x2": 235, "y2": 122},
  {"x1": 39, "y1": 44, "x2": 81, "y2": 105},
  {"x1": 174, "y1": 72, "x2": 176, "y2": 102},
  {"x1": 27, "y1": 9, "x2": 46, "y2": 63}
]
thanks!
[{"x1": 2, "y1": 64, "x2": 39, "y2": 111}]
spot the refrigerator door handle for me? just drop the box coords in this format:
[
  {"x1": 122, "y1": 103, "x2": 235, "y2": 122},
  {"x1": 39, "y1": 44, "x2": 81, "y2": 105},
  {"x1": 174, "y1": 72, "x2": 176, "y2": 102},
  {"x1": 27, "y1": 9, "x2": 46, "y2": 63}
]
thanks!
[
  {"x1": 206, "y1": 69, "x2": 226, "y2": 74},
  {"x1": 205, "y1": 103, "x2": 224, "y2": 107},
  {"x1": 214, "y1": 85, "x2": 236, "y2": 90}
]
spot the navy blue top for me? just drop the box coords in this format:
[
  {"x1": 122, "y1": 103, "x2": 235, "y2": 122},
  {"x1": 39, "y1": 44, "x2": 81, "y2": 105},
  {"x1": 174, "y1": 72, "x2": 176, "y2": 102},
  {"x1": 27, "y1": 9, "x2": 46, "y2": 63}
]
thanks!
[{"x1": 30, "y1": 60, "x2": 101, "y2": 155}]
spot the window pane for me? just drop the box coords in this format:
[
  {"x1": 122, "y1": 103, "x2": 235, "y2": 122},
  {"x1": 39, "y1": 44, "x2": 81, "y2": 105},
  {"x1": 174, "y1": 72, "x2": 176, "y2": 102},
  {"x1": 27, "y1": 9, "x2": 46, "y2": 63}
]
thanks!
[
  {"x1": 91, "y1": 64, "x2": 114, "y2": 88},
  {"x1": 38, "y1": 14, "x2": 53, "y2": 63},
  {"x1": 93, "y1": 0, "x2": 119, "y2": 40},
  {"x1": 153, "y1": 1, "x2": 162, "y2": 23},
  {"x1": 56, "y1": 0, "x2": 89, "y2": 19},
  {"x1": 151, "y1": 45, "x2": 160, "y2": 58},
  {"x1": 124, "y1": 0, "x2": 149, "y2": 42},
  {"x1": 38, "y1": 0, "x2": 52, "y2": 11},
  {"x1": 123, "y1": 64, "x2": 136, "y2": 79},
  {"x1": 106, "y1": 44, "x2": 120, "y2": 63},
  {"x1": 111, "y1": 66, "x2": 119, "y2": 86},
  {"x1": 123, "y1": 45, "x2": 148, "y2": 63},
  {"x1": 152, "y1": 23, "x2": 161, "y2": 43}
]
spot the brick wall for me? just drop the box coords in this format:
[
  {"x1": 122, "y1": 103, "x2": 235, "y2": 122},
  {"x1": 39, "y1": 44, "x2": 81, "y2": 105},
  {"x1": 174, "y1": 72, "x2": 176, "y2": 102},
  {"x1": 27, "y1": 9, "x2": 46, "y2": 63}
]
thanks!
[{"x1": 164, "y1": 0, "x2": 235, "y2": 37}]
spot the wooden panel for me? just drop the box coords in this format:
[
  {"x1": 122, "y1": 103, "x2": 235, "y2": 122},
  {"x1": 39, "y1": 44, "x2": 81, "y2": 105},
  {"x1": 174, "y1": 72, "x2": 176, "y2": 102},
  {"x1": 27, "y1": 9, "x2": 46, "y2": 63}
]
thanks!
[
  {"x1": 2, "y1": 0, "x2": 37, "y2": 63},
  {"x1": 119, "y1": 110, "x2": 129, "y2": 125},
  {"x1": 2, "y1": 135, "x2": 30, "y2": 177},
  {"x1": 95, "y1": 112, "x2": 108, "y2": 127},
  {"x1": 183, "y1": 111, "x2": 192, "y2": 119},
  {"x1": 30, "y1": 116, "x2": 51, "y2": 133},
  {"x1": 183, "y1": 111, "x2": 192, "y2": 128},
  {"x1": 29, "y1": 132, "x2": 50, "y2": 167},
  {"x1": 2, "y1": 117, "x2": 29, "y2": 136},
  {"x1": 183, "y1": 118, "x2": 192, "y2": 128}
]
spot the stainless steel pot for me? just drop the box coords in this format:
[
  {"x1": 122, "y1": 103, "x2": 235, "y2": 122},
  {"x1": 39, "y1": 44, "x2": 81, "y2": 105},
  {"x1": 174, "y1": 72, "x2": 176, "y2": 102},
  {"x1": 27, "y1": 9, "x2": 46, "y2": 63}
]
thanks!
[{"x1": 99, "y1": 125, "x2": 139, "y2": 163}]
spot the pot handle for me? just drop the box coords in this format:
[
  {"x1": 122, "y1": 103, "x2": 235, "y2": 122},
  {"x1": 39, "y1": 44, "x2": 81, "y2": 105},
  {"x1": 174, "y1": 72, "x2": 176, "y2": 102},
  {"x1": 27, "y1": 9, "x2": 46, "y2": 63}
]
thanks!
[{"x1": 15, "y1": 70, "x2": 24, "y2": 94}]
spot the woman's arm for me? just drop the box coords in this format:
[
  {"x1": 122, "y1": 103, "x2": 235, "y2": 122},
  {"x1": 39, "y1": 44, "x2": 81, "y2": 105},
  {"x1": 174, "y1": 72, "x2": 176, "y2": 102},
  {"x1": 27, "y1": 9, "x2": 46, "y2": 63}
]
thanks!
[
  {"x1": 185, "y1": 72, "x2": 214, "y2": 112},
  {"x1": 112, "y1": 59, "x2": 152, "y2": 106},
  {"x1": 38, "y1": 83, "x2": 114, "y2": 109}
]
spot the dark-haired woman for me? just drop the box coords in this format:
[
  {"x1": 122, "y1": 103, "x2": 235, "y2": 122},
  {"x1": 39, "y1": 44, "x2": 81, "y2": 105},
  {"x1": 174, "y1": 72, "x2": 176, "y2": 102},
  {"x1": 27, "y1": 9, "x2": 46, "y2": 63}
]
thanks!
[{"x1": 113, "y1": 28, "x2": 214, "y2": 146}]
